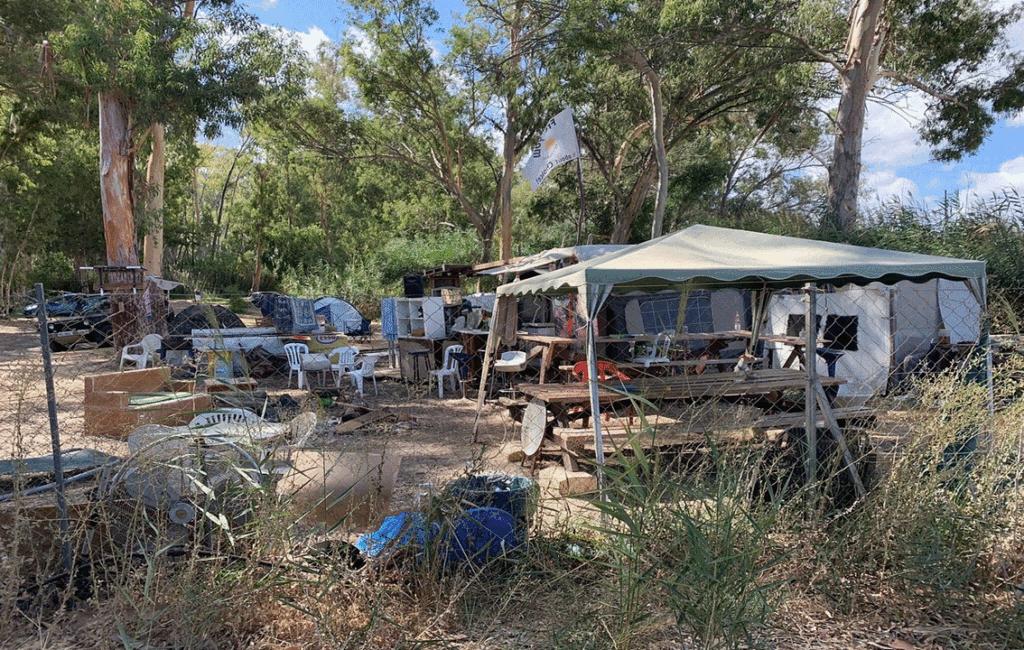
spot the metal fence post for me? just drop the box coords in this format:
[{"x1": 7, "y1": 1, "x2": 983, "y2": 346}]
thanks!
[{"x1": 35, "y1": 283, "x2": 73, "y2": 576}]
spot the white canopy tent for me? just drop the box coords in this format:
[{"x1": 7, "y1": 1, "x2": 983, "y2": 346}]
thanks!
[{"x1": 473, "y1": 225, "x2": 987, "y2": 490}]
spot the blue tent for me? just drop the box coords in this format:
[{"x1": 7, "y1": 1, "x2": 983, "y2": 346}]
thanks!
[{"x1": 314, "y1": 296, "x2": 371, "y2": 338}]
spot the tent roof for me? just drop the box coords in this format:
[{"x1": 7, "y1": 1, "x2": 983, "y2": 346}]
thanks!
[
  {"x1": 477, "y1": 245, "x2": 629, "y2": 276},
  {"x1": 496, "y1": 225, "x2": 986, "y2": 297}
]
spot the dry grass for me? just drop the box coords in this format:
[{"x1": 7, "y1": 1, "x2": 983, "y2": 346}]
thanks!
[{"x1": 4, "y1": 315, "x2": 1024, "y2": 649}]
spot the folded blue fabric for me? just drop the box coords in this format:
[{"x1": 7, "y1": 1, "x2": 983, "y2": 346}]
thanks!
[{"x1": 440, "y1": 507, "x2": 523, "y2": 566}]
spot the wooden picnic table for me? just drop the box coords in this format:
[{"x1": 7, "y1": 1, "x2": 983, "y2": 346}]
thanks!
[
  {"x1": 516, "y1": 382, "x2": 634, "y2": 455},
  {"x1": 514, "y1": 369, "x2": 846, "y2": 457},
  {"x1": 517, "y1": 334, "x2": 579, "y2": 384},
  {"x1": 631, "y1": 368, "x2": 844, "y2": 401},
  {"x1": 759, "y1": 334, "x2": 831, "y2": 369},
  {"x1": 518, "y1": 382, "x2": 631, "y2": 422}
]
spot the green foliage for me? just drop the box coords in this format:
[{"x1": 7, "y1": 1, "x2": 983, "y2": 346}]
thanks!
[
  {"x1": 816, "y1": 369, "x2": 1024, "y2": 640},
  {"x1": 26, "y1": 251, "x2": 76, "y2": 292},
  {"x1": 227, "y1": 293, "x2": 250, "y2": 314},
  {"x1": 856, "y1": 190, "x2": 1024, "y2": 289},
  {"x1": 585, "y1": 411, "x2": 785, "y2": 649},
  {"x1": 52, "y1": 0, "x2": 305, "y2": 137}
]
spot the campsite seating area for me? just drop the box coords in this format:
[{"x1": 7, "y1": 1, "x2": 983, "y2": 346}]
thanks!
[{"x1": 4, "y1": 225, "x2": 999, "y2": 554}]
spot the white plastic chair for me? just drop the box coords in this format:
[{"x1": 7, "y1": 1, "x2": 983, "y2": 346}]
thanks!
[
  {"x1": 188, "y1": 408, "x2": 261, "y2": 429},
  {"x1": 283, "y1": 343, "x2": 307, "y2": 388},
  {"x1": 428, "y1": 344, "x2": 464, "y2": 398},
  {"x1": 633, "y1": 332, "x2": 673, "y2": 368},
  {"x1": 494, "y1": 350, "x2": 527, "y2": 371},
  {"x1": 329, "y1": 346, "x2": 360, "y2": 388},
  {"x1": 283, "y1": 342, "x2": 331, "y2": 389},
  {"x1": 492, "y1": 349, "x2": 527, "y2": 396},
  {"x1": 345, "y1": 354, "x2": 380, "y2": 397},
  {"x1": 120, "y1": 333, "x2": 163, "y2": 370}
]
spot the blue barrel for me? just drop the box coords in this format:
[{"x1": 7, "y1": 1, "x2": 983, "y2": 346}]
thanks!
[
  {"x1": 443, "y1": 474, "x2": 538, "y2": 523},
  {"x1": 441, "y1": 507, "x2": 524, "y2": 566}
]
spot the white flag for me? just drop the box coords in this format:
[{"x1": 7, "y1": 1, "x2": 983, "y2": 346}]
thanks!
[{"x1": 521, "y1": 108, "x2": 580, "y2": 191}]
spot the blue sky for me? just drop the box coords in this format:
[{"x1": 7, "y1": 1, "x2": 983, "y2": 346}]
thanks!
[{"x1": 246, "y1": 0, "x2": 1024, "y2": 210}]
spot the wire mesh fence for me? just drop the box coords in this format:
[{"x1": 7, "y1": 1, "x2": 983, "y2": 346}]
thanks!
[{"x1": 1, "y1": 278, "x2": 1021, "y2": 642}]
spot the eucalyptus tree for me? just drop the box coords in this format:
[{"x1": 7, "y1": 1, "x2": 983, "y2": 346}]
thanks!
[
  {"x1": 829, "y1": 0, "x2": 1023, "y2": 233},
  {"x1": 553, "y1": 0, "x2": 828, "y2": 243},
  {"x1": 753, "y1": 0, "x2": 1024, "y2": 233},
  {"x1": 292, "y1": 0, "x2": 555, "y2": 262},
  {"x1": 448, "y1": 0, "x2": 561, "y2": 260},
  {"x1": 0, "y1": 0, "x2": 109, "y2": 307},
  {"x1": 52, "y1": 0, "x2": 305, "y2": 268},
  {"x1": 46, "y1": 0, "x2": 302, "y2": 342},
  {"x1": 337, "y1": 0, "x2": 501, "y2": 260}
]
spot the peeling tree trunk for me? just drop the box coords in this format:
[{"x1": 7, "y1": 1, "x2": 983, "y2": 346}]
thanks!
[
  {"x1": 624, "y1": 49, "x2": 668, "y2": 241},
  {"x1": 143, "y1": 122, "x2": 165, "y2": 277},
  {"x1": 827, "y1": 0, "x2": 887, "y2": 234},
  {"x1": 100, "y1": 91, "x2": 154, "y2": 348},
  {"x1": 99, "y1": 90, "x2": 138, "y2": 267},
  {"x1": 610, "y1": 163, "x2": 659, "y2": 244}
]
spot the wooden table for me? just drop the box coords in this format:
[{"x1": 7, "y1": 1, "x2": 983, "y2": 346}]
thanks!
[
  {"x1": 668, "y1": 329, "x2": 750, "y2": 363},
  {"x1": 517, "y1": 335, "x2": 579, "y2": 384},
  {"x1": 517, "y1": 381, "x2": 635, "y2": 456},
  {"x1": 631, "y1": 368, "x2": 844, "y2": 401},
  {"x1": 759, "y1": 334, "x2": 833, "y2": 369},
  {"x1": 515, "y1": 370, "x2": 847, "y2": 463}
]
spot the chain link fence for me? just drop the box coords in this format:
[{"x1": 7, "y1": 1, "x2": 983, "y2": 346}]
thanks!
[{"x1": 1, "y1": 279, "x2": 1021, "y2": 643}]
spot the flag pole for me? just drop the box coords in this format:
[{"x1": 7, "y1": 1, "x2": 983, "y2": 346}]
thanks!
[{"x1": 574, "y1": 156, "x2": 586, "y2": 246}]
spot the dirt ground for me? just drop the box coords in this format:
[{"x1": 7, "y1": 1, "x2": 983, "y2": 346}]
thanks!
[
  {"x1": 0, "y1": 306, "x2": 586, "y2": 530},
  {"x1": 3, "y1": 309, "x2": 1015, "y2": 649}
]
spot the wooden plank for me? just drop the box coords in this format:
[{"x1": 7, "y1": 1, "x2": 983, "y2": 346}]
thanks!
[
  {"x1": 559, "y1": 471, "x2": 598, "y2": 496},
  {"x1": 551, "y1": 422, "x2": 748, "y2": 451},
  {"x1": 753, "y1": 407, "x2": 876, "y2": 430},
  {"x1": 333, "y1": 407, "x2": 392, "y2": 434},
  {"x1": 814, "y1": 383, "x2": 867, "y2": 500},
  {"x1": 84, "y1": 367, "x2": 170, "y2": 394}
]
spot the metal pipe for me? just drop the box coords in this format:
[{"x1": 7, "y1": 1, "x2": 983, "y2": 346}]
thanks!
[{"x1": 35, "y1": 283, "x2": 73, "y2": 574}]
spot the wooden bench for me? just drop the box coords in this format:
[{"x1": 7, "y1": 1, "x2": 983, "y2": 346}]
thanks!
[
  {"x1": 557, "y1": 357, "x2": 752, "y2": 378},
  {"x1": 84, "y1": 367, "x2": 212, "y2": 437},
  {"x1": 751, "y1": 406, "x2": 877, "y2": 431}
]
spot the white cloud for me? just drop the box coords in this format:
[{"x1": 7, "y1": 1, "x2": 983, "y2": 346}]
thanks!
[
  {"x1": 961, "y1": 156, "x2": 1024, "y2": 198},
  {"x1": 1009, "y1": 113, "x2": 1024, "y2": 128},
  {"x1": 861, "y1": 97, "x2": 930, "y2": 170},
  {"x1": 295, "y1": 26, "x2": 329, "y2": 58},
  {"x1": 861, "y1": 169, "x2": 920, "y2": 207},
  {"x1": 263, "y1": 23, "x2": 331, "y2": 60},
  {"x1": 345, "y1": 26, "x2": 375, "y2": 59}
]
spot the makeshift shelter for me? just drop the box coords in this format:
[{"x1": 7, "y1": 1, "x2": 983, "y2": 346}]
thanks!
[
  {"x1": 767, "y1": 278, "x2": 983, "y2": 404},
  {"x1": 476, "y1": 245, "x2": 629, "y2": 279},
  {"x1": 249, "y1": 292, "x2": 318, "y2": 334},
  {"x1": 314, "y1": 296, "x2": 371, "y2": 337},
  {"x1": 474, "y1": 225, "x2": 987, "y2": 488}
]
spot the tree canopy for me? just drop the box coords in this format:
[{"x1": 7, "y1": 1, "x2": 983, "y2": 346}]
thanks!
[{"x1": 1, "y1": 0, "x2": 1021, "y2": 310}]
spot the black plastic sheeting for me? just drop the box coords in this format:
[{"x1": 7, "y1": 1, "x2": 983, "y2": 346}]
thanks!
[{"x1": 165, "y1": 304, "x2": 246, "y2": 349}]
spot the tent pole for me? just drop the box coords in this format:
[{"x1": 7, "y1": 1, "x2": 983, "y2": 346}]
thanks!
[
  {"x1": 472, "y1": 297, "x2": 503, "y2": 443},
  {"x1": 585, "y1": 298, "x2": 605, "y2": 492}
]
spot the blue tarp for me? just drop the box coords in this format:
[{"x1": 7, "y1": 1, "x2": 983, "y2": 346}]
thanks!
[{"x1": 354, "y1": 473, "x2": 536, "y2": 567}]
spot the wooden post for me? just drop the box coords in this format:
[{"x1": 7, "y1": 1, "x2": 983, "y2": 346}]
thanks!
[
  {"x1": 814, "y1": 383, "x2": 867, "y2": 500},
  {"x1": 804, "y1": 284, "x2": 818, "y2": 500},
  {"x1": 472, "y1": 296, "x2": 507, "y2": 443}
]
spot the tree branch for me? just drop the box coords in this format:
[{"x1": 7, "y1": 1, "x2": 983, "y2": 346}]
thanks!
[{"x1": 876, "y1": 68, "x2": 959, "y2": 103}]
